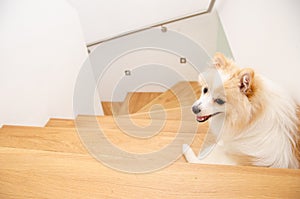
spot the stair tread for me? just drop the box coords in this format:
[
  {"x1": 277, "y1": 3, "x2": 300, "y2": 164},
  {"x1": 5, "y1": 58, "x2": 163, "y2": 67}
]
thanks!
[
  {"x1": 0, "y1": 146, "x2": 299, "y2": 199},
  {"x1": 137, "y1": 81, "x2": 201, "y2": 113},
  {"x1": 101, "y1": 101, "x2": 123, "y2": 115},
  {"x1": 118, "y1": 92, "x2": 162, "y2": 115},
  {"x1": 0, "y1": 119, "x2": 206, "y2": 156},
  {"x1": 45, "y1": 106, "x2": 196, "y2": 128},
  {"x1": 45, "y1": 118, "x2": 75, "y2": 128},
  {"x1": 0, "y1": 126, "x2": 86, "y2": 154}
]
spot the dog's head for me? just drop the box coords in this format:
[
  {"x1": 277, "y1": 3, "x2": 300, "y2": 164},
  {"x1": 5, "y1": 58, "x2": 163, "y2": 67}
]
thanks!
[{"x1": 192, "y1": 53, "x2": 259, "y2": 128}]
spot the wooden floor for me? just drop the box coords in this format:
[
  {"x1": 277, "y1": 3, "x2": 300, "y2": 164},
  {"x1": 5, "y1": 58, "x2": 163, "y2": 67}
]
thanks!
[{"x1": 1, "y1": 81, "x2": 299, "y2": 198}]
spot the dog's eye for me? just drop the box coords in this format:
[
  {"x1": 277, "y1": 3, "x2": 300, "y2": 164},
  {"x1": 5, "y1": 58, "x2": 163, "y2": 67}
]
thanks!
[
  {"x1": 203, "y1": 87, "x2": 208, "y2": 94},
  {"x1": 215, "y1": 98, "x2": 225, "y2": 105}
]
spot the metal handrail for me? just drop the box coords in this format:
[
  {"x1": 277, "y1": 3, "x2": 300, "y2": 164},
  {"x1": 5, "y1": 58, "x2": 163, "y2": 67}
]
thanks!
[{"x1": 87, "y1": 0, "x2": 215, "y2": 48}]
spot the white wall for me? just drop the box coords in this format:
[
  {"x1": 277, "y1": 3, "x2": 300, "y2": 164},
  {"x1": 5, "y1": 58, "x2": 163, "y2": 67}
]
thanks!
[
  {"x1": 92, "y1": 12, "x2": 233, "y2": 102},
  {"x1": 0, "y1": 0, "x2": 88, "y2": 127},
  {"x1": 215, "y1": 0, "x2": 300, "y2": 102},
  {"x1": 66, "y1": 0, "x2": 211, "y2": 44}
]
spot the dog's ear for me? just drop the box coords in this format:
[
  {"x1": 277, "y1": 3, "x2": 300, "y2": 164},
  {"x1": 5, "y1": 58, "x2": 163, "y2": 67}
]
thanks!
[
  {"x1": 238, "y1": 68, "x2": 255, "y2": 96},
  {"x1": 213, "y1": 52, "x2": 229, "y2": 69}
]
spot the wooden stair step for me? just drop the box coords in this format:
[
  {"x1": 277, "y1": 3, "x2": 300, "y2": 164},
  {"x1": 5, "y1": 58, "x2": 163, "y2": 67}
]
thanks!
[
  {"x1": 129, "y1": 106, "x2": 195, "y2": 120},
  {"x1": 101, "y1": 101, "x2": 123, "y2": 115},
  {"x1": 45, "y1": 105, "x2": 196, "y2": 128},
  {"x1": 118, "y1": 92, "x2": 162, "y2": 115},
  {"x1": 137, "y1": 81, "x2": 201, "y2": 113},
  {"x1": 0, "y1": 126, "x2": 86, "y2": 154},
  {"x1": 45, "y1": 118, "x2": 75, "y2": 128},
  {"x1": 1, "y1": 146, "x2": 299, "y2": 199},
  {"x1": 0, "y1": 120, "x2": 206, "y2": 157}
]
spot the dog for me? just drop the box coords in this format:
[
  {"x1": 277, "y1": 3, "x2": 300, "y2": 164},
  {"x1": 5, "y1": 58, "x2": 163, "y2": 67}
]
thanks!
[{"x1": 183, "y1": 53, "x2": 300, "y2": 169}]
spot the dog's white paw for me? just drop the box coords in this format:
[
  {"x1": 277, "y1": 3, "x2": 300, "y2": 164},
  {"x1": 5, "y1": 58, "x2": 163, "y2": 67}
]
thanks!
[
  {"x1": 182, "y1": 144, "x2": 190, "y2": 154},
  {"x1": 182, "y1": 144, "x2": 200, "y2": 163}
]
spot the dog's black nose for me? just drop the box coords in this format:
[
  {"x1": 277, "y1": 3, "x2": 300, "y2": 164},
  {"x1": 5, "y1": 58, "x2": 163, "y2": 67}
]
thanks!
[{"x1": 192, "y1": 106, "x2": 201, "y2": 114}]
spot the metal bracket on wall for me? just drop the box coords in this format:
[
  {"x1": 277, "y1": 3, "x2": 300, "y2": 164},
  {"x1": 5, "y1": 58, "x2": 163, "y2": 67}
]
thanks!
[
  {"x1": 180, "y1": 57, "x2": 187, "y2": 64},
  {"x1": 124, "y1": 70, "x2": 131, "y2": 76},
  {"x1": 161, "y1": 26, "x2": 168, "y2": 33}
]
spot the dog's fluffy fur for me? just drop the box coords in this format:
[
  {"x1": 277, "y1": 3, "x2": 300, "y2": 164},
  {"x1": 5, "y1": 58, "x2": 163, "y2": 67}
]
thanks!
[{"x1": 183, "y1": 53, "x2": 300, "y2": 169}]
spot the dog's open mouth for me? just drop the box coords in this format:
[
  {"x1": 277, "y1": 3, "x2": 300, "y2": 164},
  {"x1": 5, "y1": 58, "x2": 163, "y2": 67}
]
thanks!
[{"x1": 196, "y1": 112, "x2": 221, "y2": 123}]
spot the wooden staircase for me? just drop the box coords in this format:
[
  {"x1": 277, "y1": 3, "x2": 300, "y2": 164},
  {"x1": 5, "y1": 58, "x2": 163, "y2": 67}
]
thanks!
[{"x1": 1, "y1": 81, "x2": 299, "y2": 198}]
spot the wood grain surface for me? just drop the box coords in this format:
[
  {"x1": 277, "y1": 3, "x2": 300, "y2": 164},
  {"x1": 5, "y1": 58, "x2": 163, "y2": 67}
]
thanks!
[{"x1": 1, "y1": 81, "x2": 299, "y2": 198}]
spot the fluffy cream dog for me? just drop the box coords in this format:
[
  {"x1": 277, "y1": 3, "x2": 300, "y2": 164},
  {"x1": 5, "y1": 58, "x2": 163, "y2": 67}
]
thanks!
[{"x1": 183, "y1": 53, "x2": 300, "y2": 169}]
